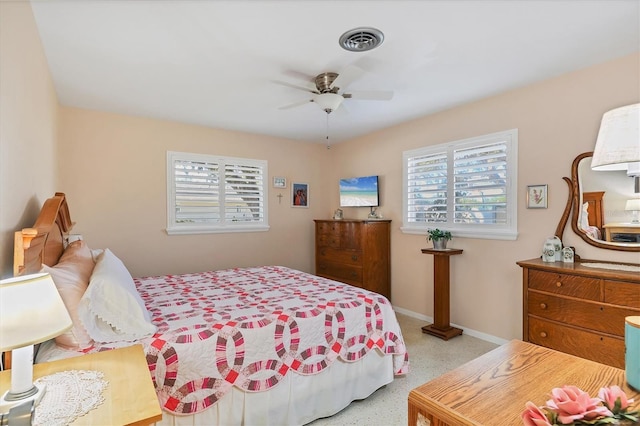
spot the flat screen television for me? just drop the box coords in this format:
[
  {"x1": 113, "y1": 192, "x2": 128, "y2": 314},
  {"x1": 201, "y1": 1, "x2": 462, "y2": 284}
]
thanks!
[{"x1": 339, "y1": 175, "x2": 380, "y2": 207}]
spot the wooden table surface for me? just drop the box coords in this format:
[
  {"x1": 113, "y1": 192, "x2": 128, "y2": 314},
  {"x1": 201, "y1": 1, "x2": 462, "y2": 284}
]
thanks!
[
  {"x1": 408, "y1": 340, "x2": 640, "y2": 426},
  {"x1": 0, "y1": 344, "x2": 162, "y2": 426}
]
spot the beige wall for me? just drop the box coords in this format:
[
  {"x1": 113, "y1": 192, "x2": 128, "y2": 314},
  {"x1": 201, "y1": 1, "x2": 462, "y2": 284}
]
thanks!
[
  {"x1": 0, "y1": 2, "x2": 59, "y2": 277},
  {"x1": 58, "y1": 108, "x2": 331, "y2": 277},
  {"x1": 328, "y1": 52, "x2": 640, "y2": 341},
  {"x1": 1, "y1": 1, "x2": 638, "y2": 342}
]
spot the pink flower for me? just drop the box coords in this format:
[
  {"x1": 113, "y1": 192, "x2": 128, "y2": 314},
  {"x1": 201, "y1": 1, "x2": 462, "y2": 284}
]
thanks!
[
  {"x1": 598, "y1": 385, "x2": 634, "y2": 413},
  {"x1": 521, "y1": 401, "x2": 552, "y2": 426},
  {"x1": 546, "y1": 385, "x2": 613, "y2": 424}
]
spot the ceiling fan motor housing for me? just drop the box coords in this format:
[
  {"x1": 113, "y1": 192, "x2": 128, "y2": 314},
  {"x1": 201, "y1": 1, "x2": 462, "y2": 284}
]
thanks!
[{"x1": 315, "y1": 72, "x2": 339, "y2": 93}]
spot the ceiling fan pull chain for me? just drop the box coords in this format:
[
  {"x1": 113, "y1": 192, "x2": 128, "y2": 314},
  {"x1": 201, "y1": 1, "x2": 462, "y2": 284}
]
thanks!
[{"x1": 326, "y1": 112, "x2": 330, "y2": 149}]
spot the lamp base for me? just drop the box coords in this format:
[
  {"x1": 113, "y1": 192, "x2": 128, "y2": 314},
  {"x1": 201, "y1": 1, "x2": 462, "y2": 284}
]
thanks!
[{"x1": 0, "y1": 384, "x2": 46, "y2": 414}]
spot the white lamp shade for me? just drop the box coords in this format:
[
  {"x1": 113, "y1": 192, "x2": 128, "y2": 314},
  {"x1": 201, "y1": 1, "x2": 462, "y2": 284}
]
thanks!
[
  {"x1": 0, "y1": 273, "x2": 72, "y2": 351},
  {"x1": 626, "y1": 199, "x2": 640, "y2": 211},
  {"x1": 591, "y1": 103, "x2": 640, "y2": 172}
]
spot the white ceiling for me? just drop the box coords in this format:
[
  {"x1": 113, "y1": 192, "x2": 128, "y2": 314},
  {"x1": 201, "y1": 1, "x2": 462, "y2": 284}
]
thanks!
[{"x1": 30, "y1": 0, "x2": 640, "y2": 144}]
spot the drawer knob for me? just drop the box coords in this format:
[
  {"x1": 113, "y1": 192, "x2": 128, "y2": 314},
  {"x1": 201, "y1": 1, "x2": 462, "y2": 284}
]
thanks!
[
  {"x1": 540, "y1": 303, "x2": 547, "y2": 310},
  {"x1": 351, "y1": 255, "x2": 358, "y2": 261},
  {"x1": 556, "y1": 281, "x2": 562, "y2": 287},
  {"x1": 540, "y1": 331, "x2": 547, "y2": 338}
]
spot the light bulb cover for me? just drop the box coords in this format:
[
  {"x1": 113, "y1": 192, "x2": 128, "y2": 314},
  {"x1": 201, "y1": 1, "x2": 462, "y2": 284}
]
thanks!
[{"x1": 314, "y1": 93, "x2": 344, "y2": 112}]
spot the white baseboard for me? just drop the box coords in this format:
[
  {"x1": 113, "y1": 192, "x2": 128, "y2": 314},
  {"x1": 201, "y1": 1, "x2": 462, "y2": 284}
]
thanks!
[{"x1": 392, "y1": 306, "x2": 510, "y2": 346}]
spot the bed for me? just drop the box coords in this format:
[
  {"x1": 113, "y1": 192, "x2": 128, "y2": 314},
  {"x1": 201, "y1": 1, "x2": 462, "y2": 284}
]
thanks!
[
  {"x1": 13, "y1": 193, "x2": 409, "y2": 425},
  {"x1": 579, "y1": 191, "x2": 605, "y2": 240}
]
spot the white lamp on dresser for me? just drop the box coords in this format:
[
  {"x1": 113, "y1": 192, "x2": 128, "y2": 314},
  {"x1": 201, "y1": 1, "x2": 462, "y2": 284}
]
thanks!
[{"x1": 0, "y1": 273, "x2": 72, "y2": 412}]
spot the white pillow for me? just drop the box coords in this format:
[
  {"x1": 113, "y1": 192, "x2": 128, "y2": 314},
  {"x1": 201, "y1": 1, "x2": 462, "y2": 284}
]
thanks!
[
  {"x1": 78, "y1": 249, "x2": 155, "y2": 343},
  {"x1": 580, "y1": 202, "x2": 590, "y2": 230}
]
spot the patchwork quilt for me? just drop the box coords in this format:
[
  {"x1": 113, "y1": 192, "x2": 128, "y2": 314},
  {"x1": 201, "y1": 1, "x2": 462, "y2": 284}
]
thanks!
[{"x1": 86, "y1": 266, "x2": 408, "y2": 415}]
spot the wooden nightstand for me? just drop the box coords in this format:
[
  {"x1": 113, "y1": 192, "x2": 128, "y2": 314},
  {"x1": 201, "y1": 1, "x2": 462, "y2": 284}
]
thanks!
[{"x1": 0, "y1": 344, "x2": 162, "y2": 426}]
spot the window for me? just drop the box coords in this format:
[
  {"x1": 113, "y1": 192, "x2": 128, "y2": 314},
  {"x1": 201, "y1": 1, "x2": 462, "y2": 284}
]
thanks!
[
  {"x1": 166, "y1": 151, "x2": 269, "y2": 234},
  {"x1": 402, "y1": 129, "x2": 518, "y2": 240}
]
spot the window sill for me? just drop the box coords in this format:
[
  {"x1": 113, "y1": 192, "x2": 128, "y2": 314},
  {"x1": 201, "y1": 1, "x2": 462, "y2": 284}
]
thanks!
[
  {"x1": 401, "y1": 226, "x2": 518, "y2": 241},
  {"x1": 166, "y1": 224, "x2": 270, "y2": 235}
]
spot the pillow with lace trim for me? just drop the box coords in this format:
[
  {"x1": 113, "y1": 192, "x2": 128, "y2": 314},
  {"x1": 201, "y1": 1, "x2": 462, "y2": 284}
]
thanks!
[{"x1": 78, "y1": 249, "x2": 155, "y2": 343}]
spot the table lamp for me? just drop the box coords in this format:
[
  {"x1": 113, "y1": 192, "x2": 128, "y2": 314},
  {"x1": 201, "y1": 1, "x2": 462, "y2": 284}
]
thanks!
[
  {"x1": 0, "y1": 273, "x2": 72, "y2": 412},
  {"x1": 591, "y1": 103, "x2": 640, "y2": 193},
  {"x1": 626, "y1": 199, "x2": 640, "y2": 223}
]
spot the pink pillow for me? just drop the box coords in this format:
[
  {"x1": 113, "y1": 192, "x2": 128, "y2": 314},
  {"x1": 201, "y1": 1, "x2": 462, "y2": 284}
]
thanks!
[{"x1": 41, "y1": 240, "x2": 95, "y2": 349}]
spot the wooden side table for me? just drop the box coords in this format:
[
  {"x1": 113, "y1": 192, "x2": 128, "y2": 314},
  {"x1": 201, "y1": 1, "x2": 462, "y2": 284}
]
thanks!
[
  {"x1": 421, "y1": 248, "x2": 463, "y2": 340},
  {"x1": 0, "y1": 344, "x2": 162, "y2": 425},
  {"x1": 408, "y1": 340, "x2": 640, "y2": 426}
]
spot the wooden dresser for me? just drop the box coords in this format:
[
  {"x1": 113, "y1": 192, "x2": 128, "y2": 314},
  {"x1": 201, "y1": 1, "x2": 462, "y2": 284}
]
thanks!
[
  {"x1": 314, "y1": 219, "x2": 391, "y2": 300},
  {"x1": 517, "y1": 258, "x2": 640, "y2": 369}
]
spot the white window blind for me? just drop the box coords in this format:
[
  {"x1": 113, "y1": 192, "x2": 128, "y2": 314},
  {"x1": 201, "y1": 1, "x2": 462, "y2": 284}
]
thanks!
[
  {"x1": 406, "y1": 151, "x2": 448, "y2": 224},
  {"x1": 167, "y1": 151, "x2": 269, "y2": 234},
  {"x1": 453, "y1": 142, "x2": 508, "y2": 225},
  {"x1": 403, "y1": 129, "x2": 518, "y2": 240}
]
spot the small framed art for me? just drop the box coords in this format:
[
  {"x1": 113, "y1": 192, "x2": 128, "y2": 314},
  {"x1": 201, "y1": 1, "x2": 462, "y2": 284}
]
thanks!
[
  {"x1": 291, "y1": 182, "x2": 309, "y2": 208},
  {"x1": 273, "y1": 176, "x2": 286, "y2": 189},
  {"x1": 527, "y1": 184, "x2": 548, "y2": 209}
]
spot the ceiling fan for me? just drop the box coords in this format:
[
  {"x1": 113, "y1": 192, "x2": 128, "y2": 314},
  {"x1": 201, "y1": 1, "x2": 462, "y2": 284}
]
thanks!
[{"x1": 277, "y1": 65, "x2": 394, "y2": 114}]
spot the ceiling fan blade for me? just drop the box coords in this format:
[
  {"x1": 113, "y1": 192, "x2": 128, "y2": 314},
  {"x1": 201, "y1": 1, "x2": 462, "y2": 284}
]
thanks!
[
  {"x1": 344, "y1": 90, "x2": 394, "y2": 101},
  {"x1": 278, "y1": 99, "x2": 313, "y2": 110},
  {"x1": 331, "y1": 65, "x2": 365, "y2": 91},
  {"x1": 272, "y1": 80, "x2": 319, "y2": 94}
]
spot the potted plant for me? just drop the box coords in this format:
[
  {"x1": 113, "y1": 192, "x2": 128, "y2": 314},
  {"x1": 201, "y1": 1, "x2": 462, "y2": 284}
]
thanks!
[{"x1": 427, "y1": 228, "x2": 452, "y2": 250}]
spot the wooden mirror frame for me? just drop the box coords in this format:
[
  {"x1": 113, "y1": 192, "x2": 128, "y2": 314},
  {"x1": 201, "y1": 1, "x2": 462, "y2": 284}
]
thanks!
[{"x1": 555, "y1": 152, "x2": 640, "y2": 252}]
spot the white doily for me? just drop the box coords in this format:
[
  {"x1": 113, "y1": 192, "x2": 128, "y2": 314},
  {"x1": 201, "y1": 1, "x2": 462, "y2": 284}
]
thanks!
[
  {"x1": 33, "y1": 370, "x2": 108, "y2": 426},
  {"x1": 581, "y1": 262, "x2": 640, "y2": 272}
]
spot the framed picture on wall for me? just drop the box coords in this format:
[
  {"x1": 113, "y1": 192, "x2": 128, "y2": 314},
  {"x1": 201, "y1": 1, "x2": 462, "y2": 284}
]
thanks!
[
  {"x1": 527, "y1": 184, "x2": 548, "y2": 209},
  {"x1": 273, "y1": 176, "x2": 287, "y2": 188},
  {"x1": 291, "y1": 182, "x2": 309, "y2": 208}
]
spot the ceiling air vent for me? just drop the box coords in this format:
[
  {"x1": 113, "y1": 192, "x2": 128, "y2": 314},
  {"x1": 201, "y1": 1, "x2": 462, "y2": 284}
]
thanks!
[{"x1": 339, "y1": 27, "x2": 384, "y2": 52}]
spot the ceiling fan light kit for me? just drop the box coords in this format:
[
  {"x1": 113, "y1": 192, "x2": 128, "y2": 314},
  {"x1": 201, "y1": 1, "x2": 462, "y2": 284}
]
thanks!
[
  {"x1": 314, "y1": 93, "x2": 344, "y2": 113},
  {"x1": 339, "y1": 27, "x2": 384, "y2": 52}
]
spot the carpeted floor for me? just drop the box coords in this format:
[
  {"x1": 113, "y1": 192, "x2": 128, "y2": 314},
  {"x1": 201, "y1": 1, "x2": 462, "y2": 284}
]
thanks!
[{"x1": 307, "y1": 312, "x2": 500, "y2": 426}]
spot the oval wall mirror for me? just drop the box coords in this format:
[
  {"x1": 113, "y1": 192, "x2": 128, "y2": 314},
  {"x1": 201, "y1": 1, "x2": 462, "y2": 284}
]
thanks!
[{"x1": 566, "y1": 152, "x2": 640, "y2": 252}]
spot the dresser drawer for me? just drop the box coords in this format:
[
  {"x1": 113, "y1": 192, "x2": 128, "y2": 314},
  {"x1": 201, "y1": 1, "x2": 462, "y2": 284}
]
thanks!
[
  {"x1": 316, "y1": 221, "x2": 362, "y2": 250},
  {"x1": 528, "y1": 317, "x2": 625, "y2": 368},
  {"x1": 317, "y1": 234, "x2": 339, "y2": 248},
  {"x1": 604, "y1": 280, "x2": 640, "y2": 308},
  {"x1": 317, "y1": 261, "x2": 363, "y2": 286},
  {"x1": 316, "y1": 247, "x2": 363, "y2": 266},
  {"x1": 528, "y1": 291, "x2": 637, "y2": 337},
  {"x1": 528, "y1": 269, "x2": 600, "y2": 301}
]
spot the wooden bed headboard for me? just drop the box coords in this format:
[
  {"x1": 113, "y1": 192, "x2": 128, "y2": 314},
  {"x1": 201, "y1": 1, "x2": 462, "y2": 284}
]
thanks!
[
  {"x1": 14, "y1": 192, "x2": 74, "y2": 276},
  {"x1": 582, "y1": 191, "x2": 605, "y2": 237}
]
